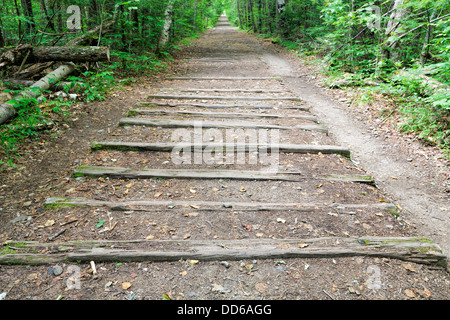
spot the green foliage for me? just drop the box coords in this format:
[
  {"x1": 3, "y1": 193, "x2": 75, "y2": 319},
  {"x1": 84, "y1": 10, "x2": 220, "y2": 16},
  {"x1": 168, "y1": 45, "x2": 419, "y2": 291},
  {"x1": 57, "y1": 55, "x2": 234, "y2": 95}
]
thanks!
[
  {"x1": 0, "y1": 0, "x2": 226, "y2": 168},
  {"x1": 225, "y1": 0, "x2": 450, "y2": 156},
  {"x1": 0, "y1": 94, "x2": 46, "y2": 167}
]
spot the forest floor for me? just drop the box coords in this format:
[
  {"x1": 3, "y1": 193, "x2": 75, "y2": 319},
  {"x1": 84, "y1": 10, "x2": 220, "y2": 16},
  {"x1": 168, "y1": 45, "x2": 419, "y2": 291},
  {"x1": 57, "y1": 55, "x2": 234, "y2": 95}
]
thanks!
[{"x1": 0, "y1": 17, "x2": 449, "y2": 302}]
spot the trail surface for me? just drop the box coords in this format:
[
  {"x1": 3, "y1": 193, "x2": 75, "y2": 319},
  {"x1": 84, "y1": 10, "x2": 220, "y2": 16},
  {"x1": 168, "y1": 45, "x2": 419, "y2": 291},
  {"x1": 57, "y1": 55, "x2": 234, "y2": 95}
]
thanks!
[{"x1": 0, "y1": 16, "x2": 448, "y2": 301}]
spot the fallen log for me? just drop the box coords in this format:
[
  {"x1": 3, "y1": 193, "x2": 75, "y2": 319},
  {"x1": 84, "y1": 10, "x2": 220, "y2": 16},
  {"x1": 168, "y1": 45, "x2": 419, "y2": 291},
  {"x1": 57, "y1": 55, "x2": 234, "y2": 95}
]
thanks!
[
  {"x1": 14, "y1": 61, "x2": 54, "y2": 79},
  {"x1": 2, "y1": 79, "x2": 84, "y2": 91},
  {"x1": 0, "y1": 46, "x2": 110, "y2": 67},
  {"x1": 0, "y1": 20, "x2": 115, "y2": 125},
  {"x1": 0, "y1": 63, "x2": 75, "y2": 125},
  {"x1": 30, "y1": 46, "x2": 110, "y2": 63},
  {"x1": 0, "y1": 44, "x2": 32, "y2": 68}
]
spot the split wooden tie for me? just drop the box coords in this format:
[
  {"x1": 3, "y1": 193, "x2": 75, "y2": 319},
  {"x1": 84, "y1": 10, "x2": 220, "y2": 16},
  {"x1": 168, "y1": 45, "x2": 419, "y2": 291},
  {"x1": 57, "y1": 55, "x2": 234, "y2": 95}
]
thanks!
[
  {"x1": 146, "y1": 94, "x2": 302, "y2": 102},
  {"x1": 45, "y1": 197, "x2": 399, "y2": 215},
  {"x1": 91, "y1": 141, "x2": 351, "y2": 156},
  {"x1": 1, "y1": 237, "x2": 445, "y2": 267},
  {"x1": 129, "y1": 109, "x2": 319, "y2": 122},
  {"x1": 72, "y1": 165, "x2": 375, "y2": 184},
  {"x1": 118, "y1": 118, "x2": 328, "y2": 133}
]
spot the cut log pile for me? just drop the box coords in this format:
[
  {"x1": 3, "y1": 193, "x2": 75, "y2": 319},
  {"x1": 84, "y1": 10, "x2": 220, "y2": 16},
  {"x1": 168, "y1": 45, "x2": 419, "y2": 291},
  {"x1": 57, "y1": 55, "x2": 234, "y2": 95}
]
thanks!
[{"x1": 0, "y1": 21, "x2": 114, "y2": 125}]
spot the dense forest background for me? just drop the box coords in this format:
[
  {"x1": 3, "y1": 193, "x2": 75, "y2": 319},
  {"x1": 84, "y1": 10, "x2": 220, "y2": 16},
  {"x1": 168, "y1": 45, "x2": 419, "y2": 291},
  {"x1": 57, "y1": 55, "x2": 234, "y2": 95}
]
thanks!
[
  {"x1": 0, "y1": 0, "x2": 449, "y2": 167},
  {"x1": 226, "y1": 0, "x2": 449, "y2": 155}
]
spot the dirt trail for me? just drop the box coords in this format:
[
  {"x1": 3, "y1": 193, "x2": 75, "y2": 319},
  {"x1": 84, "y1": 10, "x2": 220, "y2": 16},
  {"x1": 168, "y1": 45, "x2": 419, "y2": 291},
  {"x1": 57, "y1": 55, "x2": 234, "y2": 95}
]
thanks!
[{"x1": 0, "y1": 16, "x2": 448, "y2": 301}]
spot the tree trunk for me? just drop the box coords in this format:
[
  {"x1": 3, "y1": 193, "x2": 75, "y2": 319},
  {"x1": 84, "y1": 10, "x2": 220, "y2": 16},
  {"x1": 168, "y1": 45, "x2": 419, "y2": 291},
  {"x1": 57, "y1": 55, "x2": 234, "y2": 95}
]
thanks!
[
  {"x1": 383, "y1": 0, "x2": 407, "y2": 62},
  {"x1": 21, "y1": 0, "x2": 35, "y2": 36},
  {"x1": 267, "y1": 0, "x2": 272, "y2": 33},
  {"x1": 0, "y1": 46, "x2": 110, "y2": 69},
  {"x1": 0, "y1": 11, "x2": 5, "y2": 47},
  {"x1": 248, "y1": 0, "x2": 257, "y2": 33},
  {"x1": 237, "y1": 0, "x2": 243, "y2": 29},
  {"x1": 0, "y1": 63, "x2": 75, "y2": 125},
  {"x1": 158, "y1": 0, "x2": 175, "y2": 50},
  {"x1": 276, "y1": 0, "x2": 286, "y2": 36},
  {"x1": 257, "y1": 0, "x2": 263, "y2": 33},
  {"x1": 193, "y1": 0, "x2": 198, "y2": 31},
  {"x1": 33, "y1": 46, "x2": 110, "y2": 62},
  {"x1": 2, "y1": 79, "x2": 83, "y2": 91},
  {"x1": 14, "y1": 0, "x2": 22, "y2": 40},
  {"x1": 39, "y1": 0, "x2": 55, "y2": 32},
  {"x1": 420, "y1": 10, "x2": 437, "y2": 65}
]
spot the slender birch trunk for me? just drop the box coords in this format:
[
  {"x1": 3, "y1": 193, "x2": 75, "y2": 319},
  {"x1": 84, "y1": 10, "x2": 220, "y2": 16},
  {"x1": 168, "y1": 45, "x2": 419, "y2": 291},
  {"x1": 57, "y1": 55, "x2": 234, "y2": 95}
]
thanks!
[{"x1": 158, "y1": 0, "x2": 175, "y2": 50}]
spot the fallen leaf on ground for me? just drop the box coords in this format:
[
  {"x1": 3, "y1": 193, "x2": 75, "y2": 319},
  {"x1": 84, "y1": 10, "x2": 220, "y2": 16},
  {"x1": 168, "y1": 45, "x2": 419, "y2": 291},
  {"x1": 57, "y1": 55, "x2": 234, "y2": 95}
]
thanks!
[
  {"x1": 402, "y1": 263, "x2": 417, "y2": 273},
  {"x1": 404, "y1": 289, "x2": 415, "y2": 298},
  {"x1": 122, "y1": 282, "x2": 132, "y2": 290},
  {"x1": 44, "y1": 220, "x2": 55, "y2": 227},
  {"x1": 422, "y1": 287, "x2": 431, "y2": 298}
]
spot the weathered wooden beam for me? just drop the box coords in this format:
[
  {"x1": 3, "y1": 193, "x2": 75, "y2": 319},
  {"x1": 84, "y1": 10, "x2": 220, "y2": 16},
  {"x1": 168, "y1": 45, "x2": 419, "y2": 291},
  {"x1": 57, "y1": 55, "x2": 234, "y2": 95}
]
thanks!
[
  {"x1": 1, "y1": 237, "x2": 445, "y2": 267},
  {"x1": 161, "y1": 88, "x2": 285, "y2": 93},
  {"x1": 118, "y1": 118, "x2": 328, "y2": 133},
  {"x1": 72, "y1": 165, "x2": 374, "y2": 184},
  {"x1": 167, "y1": 76, "x2": 282, "y2": 81},
  {"x1": 138, "y1": 101, "x2": 310, "y2": 111},
  {"x1": 90, "y1": 141, "x2": 350, "y2": 156},
  {"x1": 147, "y1": 94, "x2": 301, "y2": 101},
  {"x1": 130, "y1": 109, "x2": 318, "y2": 122},
  {"x1": 44, "y1": 197, "x2": 399, "y2": 215}
]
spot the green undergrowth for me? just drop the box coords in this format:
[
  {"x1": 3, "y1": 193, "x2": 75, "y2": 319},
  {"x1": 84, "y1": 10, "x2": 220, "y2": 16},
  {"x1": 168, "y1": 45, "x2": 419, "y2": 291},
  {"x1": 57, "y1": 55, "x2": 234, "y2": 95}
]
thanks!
[
  {"x1": 271, "y1": 39, "x2": 450, "y2": 160},
  {"x1": 0, "y1": 46, "x2": 187, "y2": 171}
]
